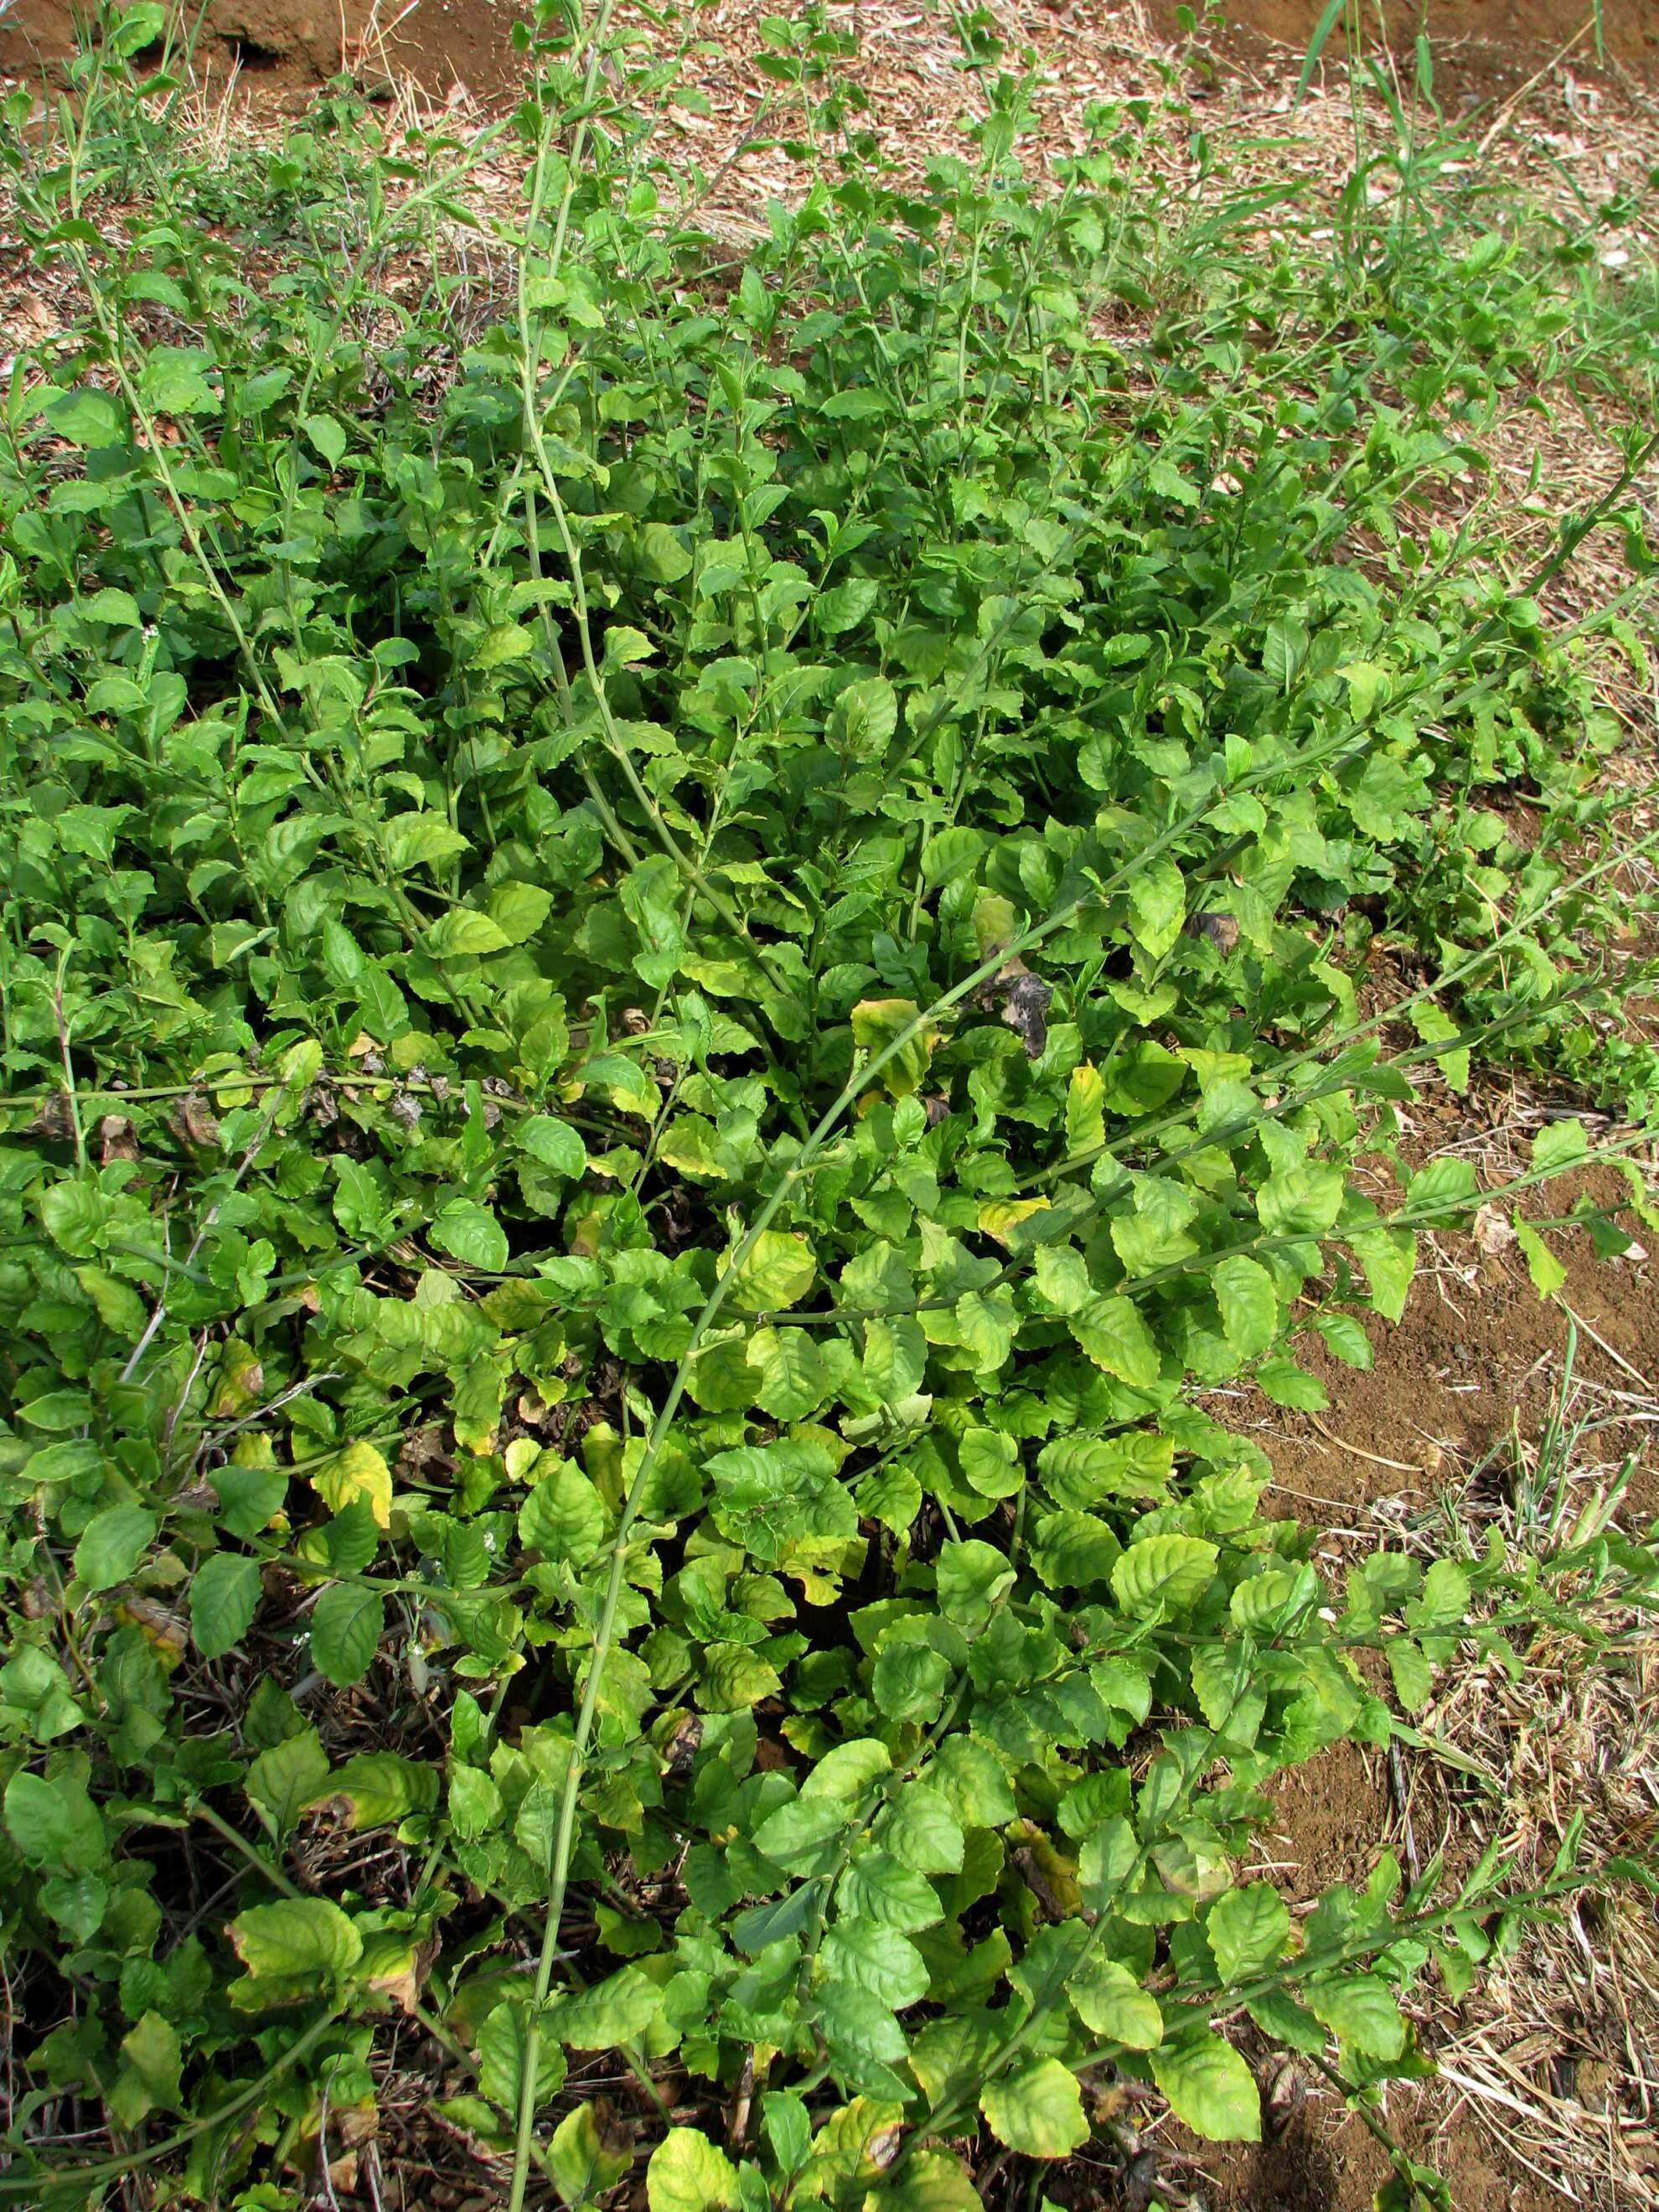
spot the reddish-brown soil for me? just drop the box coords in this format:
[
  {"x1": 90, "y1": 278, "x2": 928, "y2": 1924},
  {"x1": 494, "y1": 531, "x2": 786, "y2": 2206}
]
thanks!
[
  {"x1": 1263, "y1": 1162, "x2": 1659, "y2": 1523},
  {"x1": 1181, "y1": 0, "x2": 1659, "y2": 85},
  {"x1": 1183, "y1": 1142, "x2": 1659, "y2": 2212},
  {"x1": 4, "y1": 0, "x2": 1659, "y2": 106}
]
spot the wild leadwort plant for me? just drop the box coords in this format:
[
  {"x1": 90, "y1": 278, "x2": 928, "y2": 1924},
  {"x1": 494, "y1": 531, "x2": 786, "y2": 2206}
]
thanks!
[{"x1": 0, "y1": 7, "x2": 1654, "y2": 2209}]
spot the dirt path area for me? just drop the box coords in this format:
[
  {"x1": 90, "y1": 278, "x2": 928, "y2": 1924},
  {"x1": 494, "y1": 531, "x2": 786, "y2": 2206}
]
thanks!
[{"x1": 1206, "y1": 1150, "x2": 1659, "y2": 2212}]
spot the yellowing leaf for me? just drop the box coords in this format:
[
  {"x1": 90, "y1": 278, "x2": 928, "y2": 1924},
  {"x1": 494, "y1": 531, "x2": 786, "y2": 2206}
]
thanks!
[
  {"x1": 850, "y1": 998, "x2": 936, "y2": 1098},
  {"x1": 1068, "y1": 1956, "x2": 1163, "y2": 2047},
  {"x1": 977, "y1": 1197, "x2": 1051, "y2": 1247},
  {"x1": 731, "y1": 1229, "x2": 817, "y2": 1311},
  {"x1": 310, "y1": 1440, "x2": 392, "y2": 1528},
  {"x1": 1066, "y1": 1062, "x2": 1106, "y2": 1156},
  {"x1": 646, "y1": 2127, "x2": 737, "y2": 2212},
  {"x1": 230, "y1": 1896, "x2": 363, "y2": 1982},
  {"x1": 1150, "y1": 2029, "x2": 1261, "y2": 2141},
  {"x1": 980, "y1": 2058, "x2": 1088, "y2": 2157}
]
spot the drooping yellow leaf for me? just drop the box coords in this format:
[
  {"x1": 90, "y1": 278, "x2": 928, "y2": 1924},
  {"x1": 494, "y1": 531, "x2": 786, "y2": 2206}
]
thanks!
[{"x1": 310, "y1": 1440, "x2": 393, "y2": 1529}]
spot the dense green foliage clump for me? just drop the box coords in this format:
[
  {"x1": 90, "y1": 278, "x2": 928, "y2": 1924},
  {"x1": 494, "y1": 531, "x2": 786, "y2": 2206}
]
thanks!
[{"x1": 0, "y1": 8, "x2": 1655, "y2": 2209}]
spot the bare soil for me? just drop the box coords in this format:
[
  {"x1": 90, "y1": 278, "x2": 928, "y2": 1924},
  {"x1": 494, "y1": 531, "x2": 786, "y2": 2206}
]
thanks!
[
  {"x1": 1183, "y1": 1129, "x2": 1659, "y2": 2212},
  {"x1": 1180, "y1": 0, "x2": 1659, "y2": 88},
  {"x1": 5, "y1": 0, "x2": 1659, "y2": 106}
]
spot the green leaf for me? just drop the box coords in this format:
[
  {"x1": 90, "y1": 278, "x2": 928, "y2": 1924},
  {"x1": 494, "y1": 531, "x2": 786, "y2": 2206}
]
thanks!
[
  {"x1": 1245, "y1": 1986, "x2": 1327, "y2": 2054},
  {"x1": 550, "y1": 1963, "x2": 661, "y2": 2048},
  {"x1": 81, "y1": 586, "x2": 142, "y2": 628},
  {"x1": 837, "y1": 1848, "x2": 943, "y2": 1931},
  {"x1": 4, "y1": 1770, "x2": 106, "y2": 1873},
  {"x1": 74, "y1": 1504, "x2": 158, "y2": 1593},
  {"x1": 1257, "y1": 1162, "x2": 1345, "y2": 1237},
  {"x1": 1513, "y1": 1217, "x2": 1567, "y2": 1297},
  {"x1": 705, "y1": 1439, "x2": 857, "y2": 1564},
  {"x1": 324, "y1": 1751, "x2": 441, "y2": 1829},
  {"x1": 1207, "y1": 1884, "x2": 1290, "y2": 1983},
  {"x1": 602, "y1": 623, "x2": 654, "y2": 670},
  {"x1": 189, "y1": 1553, "x2": 261, "y2": 1659},
  {"x1": 1405, "y1": 1156, "x2": 1478, "y2": 1226},
  {"x1": 1387, "y1": 1636, "x2": 1434, "y2": 1712},
  {"x1": 1230, "y1": 1564, "x2": 1317, "y2": 1634},
  {"x1": 1311, "y1": 1310, "x2": 1372, "y2": 1368},
  {"x1": 426, "y1": 908, "x2": 514, "y2": 959},
  {"x1": 1532, "y1": 1119, "x2": 1589, "y2": 1174},
  {"x1": 478, "y1": 1998, "x2": 567, "y2": 2111},
  {"x1": 1066, "y1": 1064, "x2": 1106, "y2": 1158},
  {"x1": 1111, "y1": 1534, "x2": 1219, "y2": 1616},
  {"x1": 474, "y1": 620, "x2": 537, "y2": 669},
  {"x1": 385, "y1": 814, "x2": 470, "y2": 872},
  {"x1": 1408, "y1": 1558, "x2": 1470, "y2": 1634},
  {"x1": 1078, "y1": 1817, "x2": 1137, "y2": 1912},
  {"x1": 246, "y1": 1729, "x2": 331, "y2": 1835},
  {"x1": 933, "y1": 1739, "x2": 1016, "y2": 1828},
  {"x1": 1127, "y1": 859, "x2": 1185, "y2": 957},
  {"x1": 310, "y1": 1583, "x2": 385, "y2": 1687},
  {"x1": 863, "y1": 1314, "x2": 927, "y2": 1400},
  {"x1": 752, "y1": 1796, "x2": 850, "y2": 1875},
  {"x1": 816, "y1": 1979, "x2": 910, "y2": 2095},
  {"x1": 646, "y1": 2128, "x2": 739, "y2": 2212},
  {"x1": 830, "y1": 674, "x2": 899, "y2": 753},
  {"x1": 979, "y1": 2058, "x2": 1089, "y2": 2156},
  {"x1": 486, "y1": 880, "x2": 556, "y2": 944},
  {"x1": 431, "y1": 1201, "x2": 509, "y2": 1272},
  {"x1": 814, "y1": 576, "x2": 880, "y2": 637},
  {"x1": 887, "y1": 2152, "x2": 983, "y2": 2212},
  {"x1": 634, "y1": 522, "x2": 693, "y2": 584},
  {"x1": 212, "y1": 1460, "x2": 290, "y2": 1540},
  {"x1": 303, "y1": 412, "x2": 347, "y2": 467},
  {"x1": 802, "y1": 1738, "x2": 891, "y2": 1801},
  {"x1": 877, "y1": 1782, "x2": 964, "y2": 1874},
  {"x1": 1212, "y1": 1254, "x2": 1278, "y2": 1358},
  {"x1": 447, "y1": 1764, "x2": 503, "y2": 1842},
  {"x1": 1254, "y1": 1355, "x2": 1329, "y2": 1411},
  {"x1": 746, "y1": 1326, "x2": 829, "y2": 1419},
  {"x1": 1304, "y1": 1973, "x2": 1407, "y2": 2058},
  {"x1": 1150, "y1": 2029, "x2": 1261, "y2": 2141},
  {"x1": 820, "y1": 1920, "x2": 929, "y2": 2008},
  {"x1": 1408, "y1": 1002, "x2": 1469, "y2": 1093},
  {"x1": 519, "y1": 1116, "x2": 587, "y2": 1176},
  {"x1": 1071, "y1": 1295, "x2": 1161, "y2": 1388},
  {"x1": 45, "y1": 386, "x2": 125, "y2": 445},
  {"x1": 230, "y1": 1896, "x2": 363, "y2": 1981},
  {"x1": 39, "y1": 1181, "x2": 110, "y2": 1257},
  {"x1": 1067, "y1": 1956, "x2": 1163, "y2": 2047},
  {"x1": 519, "y1": 1461, "x2": 607, "y2": 1566},
  {"x1": 111, "y1": 2010, "x2": 182, "y2": 2125},
  {"x1": 959, "y1": 1427, "x2": 1021, "y2": 1499},
  {"x1": 1349, "y1": 1225, "x2": 1416, "y2": 1322},
  {"x1": 936, "y1": 1538, "x2": 1015, "y2": 1627}
]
